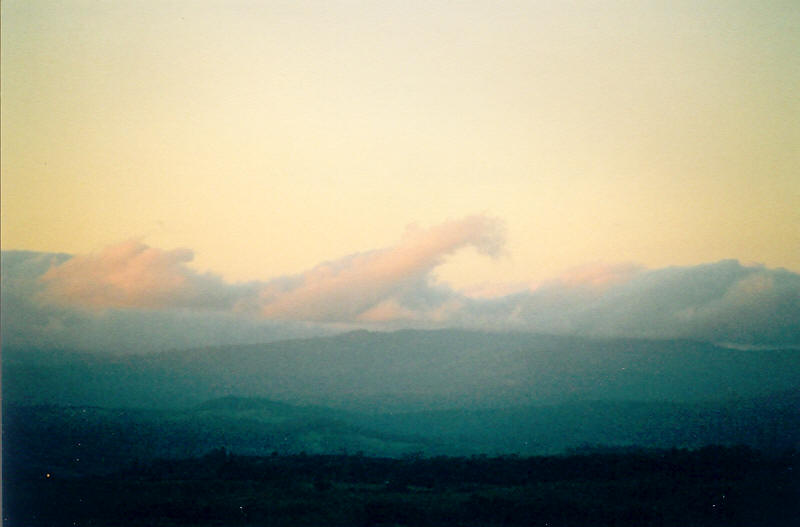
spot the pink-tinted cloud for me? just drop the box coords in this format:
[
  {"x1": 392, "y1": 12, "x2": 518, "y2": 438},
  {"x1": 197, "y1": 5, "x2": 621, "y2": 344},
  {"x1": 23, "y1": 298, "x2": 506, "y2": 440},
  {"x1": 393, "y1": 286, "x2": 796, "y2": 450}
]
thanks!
[
  {"x1": 357, "y1": 299, "x2": 419, "y2": 322},
  {"x1": 39, "y1": 239, "x2": 246, "y2": 310},
  {"x1": 37, "y1": 216, "x2": 505, "y2": 321},
  {"x1": 511, "y1": 260, "x2": 800, "y2": 345},
  {"x1": 29, "y1": 218, "x2": 799, "y2": 347},
  {"x1": 258, "y1": 215, "x2": 506, "y2": 320},
  {"x1": 9, "y1": 238, "x2": 800, "y2": 346}
]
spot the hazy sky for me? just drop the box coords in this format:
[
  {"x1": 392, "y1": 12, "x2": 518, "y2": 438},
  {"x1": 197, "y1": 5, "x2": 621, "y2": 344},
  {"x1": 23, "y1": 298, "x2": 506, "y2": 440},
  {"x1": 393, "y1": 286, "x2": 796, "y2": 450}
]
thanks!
[{"x1": 2, "y1": 0, "x2": 799, "y2": 291}]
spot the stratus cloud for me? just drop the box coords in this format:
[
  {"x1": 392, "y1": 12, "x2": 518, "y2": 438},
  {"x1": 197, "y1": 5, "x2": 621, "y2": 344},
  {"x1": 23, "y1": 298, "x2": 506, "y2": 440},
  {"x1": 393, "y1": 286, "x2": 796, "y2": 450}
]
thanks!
[
  {"x1": 39, "y1": 239, "x2": 254, "y2": 310},
  {"x1": 257, "y1": 215, "x2": 505, "y2": 321}
]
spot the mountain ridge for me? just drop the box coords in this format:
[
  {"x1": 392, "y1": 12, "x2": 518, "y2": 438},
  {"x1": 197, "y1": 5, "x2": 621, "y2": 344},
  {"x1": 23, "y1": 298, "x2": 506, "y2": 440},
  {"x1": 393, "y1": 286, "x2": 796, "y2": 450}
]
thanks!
[{"x1": 4, "y1": 329, "x2": 800, "y2": 412}]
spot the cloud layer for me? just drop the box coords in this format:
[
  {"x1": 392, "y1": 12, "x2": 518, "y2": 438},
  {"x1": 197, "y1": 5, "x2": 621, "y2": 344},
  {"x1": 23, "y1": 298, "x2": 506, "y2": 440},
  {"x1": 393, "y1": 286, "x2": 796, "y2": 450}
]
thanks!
[
  {"x1": 505, "y1": 260, "x2": 800, "y2": 345},
  {"x1": 257, "y1": 215, "x2": 505, "y2": 321},
  {"x1": 40, "y1": 240, "x2": 254, "y2": 311},
  {"x1": 3, "y1": 216, "x2": 799, "y2": 350},
  {"x1": 37, "y1": 216, "x2": 505, "y2": 322}
]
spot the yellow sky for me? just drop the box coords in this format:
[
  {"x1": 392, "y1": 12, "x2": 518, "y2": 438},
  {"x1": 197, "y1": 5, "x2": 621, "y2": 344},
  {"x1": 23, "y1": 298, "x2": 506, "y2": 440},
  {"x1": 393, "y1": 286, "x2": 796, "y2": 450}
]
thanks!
[{"x1": 2, "y1": 1, "x2": 798, "y2": 289}]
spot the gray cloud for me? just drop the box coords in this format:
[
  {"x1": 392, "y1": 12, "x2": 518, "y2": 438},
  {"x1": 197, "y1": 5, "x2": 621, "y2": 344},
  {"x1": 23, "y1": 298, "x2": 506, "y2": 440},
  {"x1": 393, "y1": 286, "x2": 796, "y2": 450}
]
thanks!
[
  {"x1": 257, "y1": 215, "x2": 505, "y2": 321},
  {"x1": 1, "y1": 251, "x2": 329, "y2": 353},
  {"x1": 38, "y1": 239, "x2": 257, "y2": 311},
  {"x1": 3, "y1": 217, "x2": 798, "y2": 350},
  {"x1": 34, "y1": 216, "x2": 505, "y2": 322},
  {"x1": 479, "y1": 260, "x2": 800, "y2": 346}
]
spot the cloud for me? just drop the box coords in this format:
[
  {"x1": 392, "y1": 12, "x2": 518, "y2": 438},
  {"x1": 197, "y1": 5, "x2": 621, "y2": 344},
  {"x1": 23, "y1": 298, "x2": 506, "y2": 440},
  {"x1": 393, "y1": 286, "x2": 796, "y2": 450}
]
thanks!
[
  {"x1": 357, "y1": 299, "x2": 419, "y2": 322},
  {"x1": 509, "y1": 260, "x2": 800, "y2": 346},
  {"x1": 257, "y1": 215, "x2": 506, "y2": 320},
  {"x1": 3, "y1": 216, "x2": 506, "y2": 352},
  {"x1": 39, "y1": 239, "x2": 255, "y2": 310},
  {"x1": 1, "y1": 250, "x2": 329, "y2": 353},
  {"x1": 551, "y1": 262, "x2": 644, "y2": 290},
  {"x1": 35, "y1": 216, "x2": 506, "y2": 322},
  {"x1": 5, "y1": 216, "x2": 799, "y2": 349}
]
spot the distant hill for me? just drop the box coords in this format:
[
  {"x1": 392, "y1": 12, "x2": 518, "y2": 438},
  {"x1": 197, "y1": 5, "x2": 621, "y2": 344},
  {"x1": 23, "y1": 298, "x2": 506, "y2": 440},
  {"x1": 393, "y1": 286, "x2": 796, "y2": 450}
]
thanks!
[
  {"x1": 1, "y1": 398, "x2": 433, "y2": 479},
  {"x1": 4, "y1": 389, "x2": 798, "y2": 480},
  {"x1": 351, "y1": 389, "x2": 800, "y2": 455},
  {"x1": 4, "y1": 330, "x2": 800, "y2": 412},
  {"x1": 4, "y1": 329, "x2": 800, "y2": 474}
]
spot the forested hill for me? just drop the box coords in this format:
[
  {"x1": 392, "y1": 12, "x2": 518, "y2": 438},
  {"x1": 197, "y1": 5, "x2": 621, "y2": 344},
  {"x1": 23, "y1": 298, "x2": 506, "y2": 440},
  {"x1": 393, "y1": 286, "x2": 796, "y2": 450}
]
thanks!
[
  {"x1": 4, "y1": 330, "x2": 800, "y2": 411},
  {"x1": 5, "y1": 390, "x2": 798, "y2": 480}
]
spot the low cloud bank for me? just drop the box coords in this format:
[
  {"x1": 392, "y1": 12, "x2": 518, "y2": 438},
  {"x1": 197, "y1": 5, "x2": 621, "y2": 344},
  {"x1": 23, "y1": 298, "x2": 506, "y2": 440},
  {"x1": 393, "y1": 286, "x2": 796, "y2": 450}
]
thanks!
[
  {"x1": 35, "y1": 216, "x2": 504, "y2": 322},
  {"x1": 40, "y1": 240, "x2": 256, "y2": 311},
  {"x1": 3, "y1": 216, "x2": 798, "y2": 350},
  {"x1": 500, "y1": 260, "x2": 800, "y2": 345},
  {"x1": 256, "y1": 215, "x2": 505, "y2": 321},
  {"x1": 1, "y1": 251, "x2": 329, "y2": 353}
]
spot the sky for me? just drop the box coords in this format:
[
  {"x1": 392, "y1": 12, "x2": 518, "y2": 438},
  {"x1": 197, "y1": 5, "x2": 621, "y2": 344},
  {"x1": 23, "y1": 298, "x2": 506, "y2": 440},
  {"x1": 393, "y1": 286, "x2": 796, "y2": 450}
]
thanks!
[{"x1": 2, "y1": 1, "x2": 799, "y2": 350}]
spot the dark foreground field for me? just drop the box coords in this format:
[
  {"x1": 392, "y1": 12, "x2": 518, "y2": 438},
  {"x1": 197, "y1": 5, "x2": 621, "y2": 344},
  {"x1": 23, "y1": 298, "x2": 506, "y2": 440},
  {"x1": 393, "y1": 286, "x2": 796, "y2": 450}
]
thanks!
[{"x1": 4, "y1": 446, "x2": 798, "y2": 527}]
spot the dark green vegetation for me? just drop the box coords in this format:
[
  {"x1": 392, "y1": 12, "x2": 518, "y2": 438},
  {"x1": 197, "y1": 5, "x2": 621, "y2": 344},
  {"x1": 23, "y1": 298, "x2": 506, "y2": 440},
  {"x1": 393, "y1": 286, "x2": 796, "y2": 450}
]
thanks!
[
  {"x1": 5, "y1": 331, "x2": 800, "y2": 412},
  {"x1": 4, "y1": 389, "x2": 799, "y2": 477},
  {"x1": 5, "y1": 447, "x2": 798, "y2": 526},
  {"x1": 4, "y1": 330, "x2": 800, "y2": 524}
]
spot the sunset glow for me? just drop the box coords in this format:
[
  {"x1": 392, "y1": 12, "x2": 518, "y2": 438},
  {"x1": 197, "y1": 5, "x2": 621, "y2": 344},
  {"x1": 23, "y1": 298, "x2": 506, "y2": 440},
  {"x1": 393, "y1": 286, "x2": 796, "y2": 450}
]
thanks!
[{"x1": 3, "y1": 1, "x2": 798, "y2": 293}]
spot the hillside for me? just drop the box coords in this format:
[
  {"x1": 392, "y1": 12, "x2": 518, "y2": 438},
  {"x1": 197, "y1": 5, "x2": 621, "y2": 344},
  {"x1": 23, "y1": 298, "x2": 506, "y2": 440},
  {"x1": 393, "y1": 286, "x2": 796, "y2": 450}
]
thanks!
[
  {"x1": 5, "y1": 388, "x2": 799, "y2": 482},
  {"x1": 4, "y1": 330, "x2": 800, "y2": 412}
]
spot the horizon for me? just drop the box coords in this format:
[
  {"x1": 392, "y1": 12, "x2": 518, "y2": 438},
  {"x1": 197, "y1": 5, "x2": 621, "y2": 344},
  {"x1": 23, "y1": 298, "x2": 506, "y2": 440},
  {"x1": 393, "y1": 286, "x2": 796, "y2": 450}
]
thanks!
[{"x1": 3, "y1": 245, "x2": 799, "y2": 352}]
